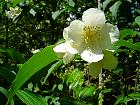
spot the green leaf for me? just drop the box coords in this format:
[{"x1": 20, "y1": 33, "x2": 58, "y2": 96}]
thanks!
[
  {"x1": 135, "y1": 16, "x2": 140, "y2": 26},
  {"x1": 43, "y1": 60, "x2": 63, "y2": 83},
  {"x1": 103, "y1": 0, "x2": 112, "y2": 11},
  {"x1": 101, "y1": 50, "x2": 118, "y2": 70},
  {"x1": 133, "y1": 42, "x2": 140, "y2": 51},
  {"x1": 8, "y1": 46, "x2": 57, "y2": 103},
  {"x1": 58, "y1": 84, "x2": 63, "y2": 91},
  {"x1": 79, "y1": 86, "x2": 96, "y2": 100},
  {"x1": 120, "y1": 29, "x2": 136, "y2": 38},
  {"x1": 16, "y1": 90, "x2": 48, "y2": 105},
  {"x1": 66, "y1": 68, "x2": 84, "y2": 89},
  {"x1": 102, "y1": 88, "x2": 112, "y2": 94},
  {"x1": 128, "y1": 93, "x2": 140, "y2": 99},
  {"x1": 52, "y1": 9, "x2": 65, "y2": 20},
  {"x1": 109, "y1": 1, "x2": 122, "y2": 17},
  {"x1": 30, "y1": 8, "x2": 36, "y2": 16},
  {"x1": 123, "y1": 96, "x2": 132, "y2": 105},
  {"x1": 0, "y1": 87, "x2": 14, "y2": 105},
  {"x1": 12, "y1": 0, "x2": 24, "y2": 7},
  {"x1": 0, "y1": 87, "x2": 8, "y2": 98},
  {"x1": 115, "y1": 95, "x2": 124, "y2": 105},
  {"x1": 0, "y1": 67, "x2": 15, "y2": 84},
  {"x1": 116, "y1": 39, "x2": 140, "y2": 51},
  {"x1": 68, "y1": 0, "x2": 75, "y2": 7},
  {"x1": 89, "y1": 62, "x2": 102, "y2": 77}
]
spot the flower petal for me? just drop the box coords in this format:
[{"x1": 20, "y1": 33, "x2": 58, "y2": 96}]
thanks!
[
  {"x1": 63, "y1": 27, "x2": 69, "y2": 41},
  {"x1": 69, "y1": 20, "x2": 84, "y2": 46},
  {"x1": 99, "y1": 24, "x2": 113, "y2": 50},
  {"x1": 80, "y1": 48, "x2": 103, "y2": 63},
  {"x1": 101, "y1": 50, "x2": 118, "y2": 70},
  {"x1": 53, "y1": 43, "x2": 67, "y2": 53},
  {"x1": 65, "y1": 42, "x2": 78, "y2": 54},
  {"x1": 109, "y1": 25, "x2": 119, "y2": 44},
  {"x1": 53, "y1": 43, "x2": 67, "y2": 58},
  {"x1": 82, "y1": 8, "x2": 106, "y2": 26},
  {"x1": 53, "y1": 42, "x2": 78, "y2": 54},
  {"x1": 63, "y1": 52, "x2": 75, "y2": 64},
  {"x1": 89, "y1": 62, "x2": 102, "y2": 77}
]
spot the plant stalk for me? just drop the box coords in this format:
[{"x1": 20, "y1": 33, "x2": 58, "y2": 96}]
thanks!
[
  {"x1": 98, "y1": 0, "x2": 101, "y2": 9},
  {"x1": 97, "y1": 1, "x2": 103, "y2": 104},
  {"x1": 98, "y1": 69, "x2": 103, "y2": 105}
]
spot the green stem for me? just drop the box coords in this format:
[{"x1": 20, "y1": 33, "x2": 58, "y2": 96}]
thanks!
[
  {"x1": 98, "y1": 69, "x2": 103, "y2": 105},
  {"x1": 97, "y1": 1, "x2": 103, "y2": 104}
]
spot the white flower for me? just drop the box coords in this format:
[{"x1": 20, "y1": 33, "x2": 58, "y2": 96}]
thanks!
[
  {"x1": 5, "y1": 7, "x2": 22, "y2": 19},
  {"x1": 53, "y1": 8, "x2": 119, "y2": 64}
]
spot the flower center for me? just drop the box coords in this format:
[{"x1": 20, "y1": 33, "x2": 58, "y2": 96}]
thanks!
[{"x1": 83, "y1": 26, "x2": 101, "y2": 46}]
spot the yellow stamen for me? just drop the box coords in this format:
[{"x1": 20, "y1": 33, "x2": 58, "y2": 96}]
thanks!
[{"x1": 83, "y1": 26, "x2": 101, "y2": 45}]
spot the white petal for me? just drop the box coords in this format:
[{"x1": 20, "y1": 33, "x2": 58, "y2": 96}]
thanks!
[
  {"x1": 63, "y1": 52, "x2": 75, "y2": 64},
  {"x1": 89, "y1": 62, "x2": 102, "y2": 77},
  {"x1": 101, "y1": 50, "x2": 118, "y2": 70},
  {"x1": 53, "y1": 43, "x2": 67, "y2": 53},
  {"x1": 63, "y1": 27, "x2": 69, "y2": 41},
  {"x1": 80, "y1": 48, "x2": 103, "y2": 63},
  {"x1": 82, "y1": 8, "x2": 106, "y2": 26},
  {"x1": 99, "y1": 24, "x2": 113, "y2": 50},
  {"x1": 53, "y1": 42, "x2": 77, "y2": 54},
  {"x1": 69, "y1": 20, "x2": 84, "y2": 46},
  {"x1": 53, "y1": 43, "x2": 67, "y2": 58},
  {"x1": 109, "y1": 25, "x2": 119, "y2": 44},
  {"x1": 65, "y1": 42, "x2": 78, "y2": 54}
]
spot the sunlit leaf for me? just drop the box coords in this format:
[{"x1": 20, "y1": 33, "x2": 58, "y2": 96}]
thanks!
[
  {"x1": 116, "y1": 39, "x2": 140, "y2": 51},
  {"x1": 12, "y1": 0, "x2": 24, "y2": 7},
  {"x1": 128, "y1": 93, "x2": 140, "y2": 99},
  {"x1": 79, "y1": 86, "x2": 96, "y2": 100},
  {"x1": 66, "y1": 68, "x2": 84, "y2": 89},
  {"x1": 8, "y1": 46, "x2": 57, "y2": 103},
  {"x1": 16, "y1": 90, "x2": 48, "y2": 105},
  {"x1": 120, "y1": 29, "x2": 136, "y2": 38},
  {"x1": 115, "y1": 95, "x2": 124, "y2": 105}
]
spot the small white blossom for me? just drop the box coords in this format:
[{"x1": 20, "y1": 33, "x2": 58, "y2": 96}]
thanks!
[
  {"x1": 5, "y1": 6, "x2": 22, "y2": 19},
  {"x1": 31, "y1": 49, "x2": 40, "y2": 54}
]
